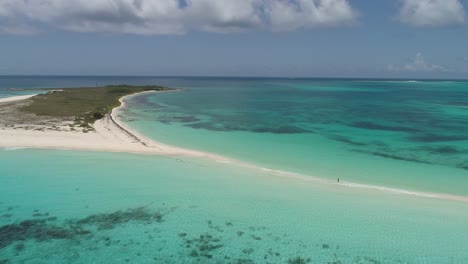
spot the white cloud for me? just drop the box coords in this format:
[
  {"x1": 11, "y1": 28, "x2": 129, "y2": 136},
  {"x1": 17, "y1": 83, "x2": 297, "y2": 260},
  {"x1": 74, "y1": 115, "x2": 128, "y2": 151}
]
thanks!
[
  {"x1": 266, "y1": 0, "x2": 358, "y2": 31},
  {"x1": 388, "y1": 53, "x2": 446, "y2": 72},
  {"x1": 398, "y1": 0, "x2": 465, "y2": 27},
  {"x1": 0, "y1": 0, "x2": 358, "y2": 35}
]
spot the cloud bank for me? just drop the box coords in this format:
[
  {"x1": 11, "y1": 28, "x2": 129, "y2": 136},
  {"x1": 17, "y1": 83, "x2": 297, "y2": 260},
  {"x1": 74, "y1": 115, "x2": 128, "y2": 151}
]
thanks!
[
  {"x1": 398, "y1": 0, "x2": 465, "y2": 27},
  {"x1": 0, "y1": 0, "x2": 358, "y2": 35},
  {"x1": 388, "y1": 53, "x2": 446, "y2": 72}
]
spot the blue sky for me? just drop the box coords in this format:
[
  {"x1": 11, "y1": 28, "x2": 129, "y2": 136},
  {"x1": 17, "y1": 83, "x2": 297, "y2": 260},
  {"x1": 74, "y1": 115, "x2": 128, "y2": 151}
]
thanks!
[{"x1": 0, "y1": 0, "x2": 467, "y2": 78}]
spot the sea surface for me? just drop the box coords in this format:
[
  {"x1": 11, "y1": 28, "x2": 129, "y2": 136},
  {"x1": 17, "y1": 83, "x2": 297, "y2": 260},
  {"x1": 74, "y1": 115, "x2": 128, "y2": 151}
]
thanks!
[{"x1": 1, "y1": 76, "x2": 468, "y2": 263}]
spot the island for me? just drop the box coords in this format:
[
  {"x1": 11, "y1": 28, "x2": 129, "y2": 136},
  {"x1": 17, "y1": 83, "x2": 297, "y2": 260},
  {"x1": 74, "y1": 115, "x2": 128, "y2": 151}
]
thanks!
[{"x1": 0, "y1": 85, "x2": 220, "y2": 158}]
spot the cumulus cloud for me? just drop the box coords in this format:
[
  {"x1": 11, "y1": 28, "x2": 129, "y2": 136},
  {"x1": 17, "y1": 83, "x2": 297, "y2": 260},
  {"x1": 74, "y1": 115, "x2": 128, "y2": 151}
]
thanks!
[
  {"x1": 0, "y1": 0, "x2": 358, "y2": 35},
  {"x1": 398, "y1": 0, "x2": 465, "y2": 27},
  {"x1": 388, "y1": 53, "x2": 446, "y2": 72},
  {"x1": 266, "y1": 0, "x2": 357, "y2": 31}
]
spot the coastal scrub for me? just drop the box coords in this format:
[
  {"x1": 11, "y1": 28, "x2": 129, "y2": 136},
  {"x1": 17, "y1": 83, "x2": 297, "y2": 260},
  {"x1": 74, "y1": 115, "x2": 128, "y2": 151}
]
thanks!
[{"x1": 19, "y1": 85, "x2": 173, "y2": 131}]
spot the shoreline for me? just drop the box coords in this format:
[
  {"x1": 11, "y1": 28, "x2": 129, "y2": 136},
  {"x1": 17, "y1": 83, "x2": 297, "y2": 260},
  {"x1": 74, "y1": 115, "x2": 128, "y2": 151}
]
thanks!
[
  {"x1": 1, "y1": 92, "x2": 468, "y2": 203},
  {"x1": 0, "y1": 94, "x2": 38, "y2": 103}
]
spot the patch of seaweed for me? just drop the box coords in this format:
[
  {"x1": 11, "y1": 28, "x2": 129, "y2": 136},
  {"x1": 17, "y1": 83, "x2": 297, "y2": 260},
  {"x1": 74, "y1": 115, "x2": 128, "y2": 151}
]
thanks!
[
  {"x1": 70, "y1": 207, "x2": 164, "y2": 230},
  {"x1": 233, "y1": 259, "x2": 255, "y2": 264},
  {"x1": 207, "y1": 220, "x2": 224, "y2": 233},
  {"x1": 420, "y1": 146, "x2": 462, "y2": 155},
  {"x1": 352, "y1": 150, "x2": 431, "y2": 164},
  {"x1": 408, "y1": 134, "x2": 468, "y2": 143},
  {"x1": 185, "y1": 121, "x2": 311, "y2": 134},
  {"x1": 172, "y1": 116, "x2": 201, "y2": 123},
  {"x1": 251, "y1": 125, "x2": 310, "y2": 134},
  {"x1": 184, "y1": 233, "x2": 224, "y2": 260},
  {"x1": 186, "y1": 122, "x2": 237, "y2": 132},
  {"x1": 288, "y1": 256, "x2": 311, "y2": 264},
  {"x1": 32, "y1": 212, "x2": 49, "y2": 217},
  {"x1": 353, "y1": 256, "x2": 382, "y2": 264},
  {"x1": 330, "y1": 136, "x2": 367, "y2": 146},
  {"x1": 14, "y1": 243, "x2": 25, "y2": 252},
  {"x1": 446, "y1": 101, "x2": 468, "y2": 107},
  {"x1": 0, "y1": 218, "x2": 90, "y2": 249},
  {"x1": 1, "y1": 212, "x2": 403, "y2": 264},
  {"x1": 372, "y1": 152, "x2": 431, "y2": 164},
  {"x1": 350, "y1": 121, "x2": 418, "y2": 132},
  {"x1": 0, "y1": 207, "x2": 168, "y2": 250}
]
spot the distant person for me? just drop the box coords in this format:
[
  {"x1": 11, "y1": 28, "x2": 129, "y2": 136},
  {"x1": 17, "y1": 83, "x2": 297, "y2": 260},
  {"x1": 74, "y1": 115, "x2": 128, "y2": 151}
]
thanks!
[{"x1": 337, "y1": 178, "x2": 340, "y2": 183}]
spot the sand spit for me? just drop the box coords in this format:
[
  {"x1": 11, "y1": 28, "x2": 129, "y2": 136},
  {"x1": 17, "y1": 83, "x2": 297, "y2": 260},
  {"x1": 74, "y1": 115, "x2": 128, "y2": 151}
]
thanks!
[
  {"x1": 1, "y1": 92, "x2": 468, "y2": 204},
  {"x1": 0, "y1": 92, "x2": 227, "y2": 158},
  {"x1": 0, "y1": 94, "x2": 37, "y2": 103}
]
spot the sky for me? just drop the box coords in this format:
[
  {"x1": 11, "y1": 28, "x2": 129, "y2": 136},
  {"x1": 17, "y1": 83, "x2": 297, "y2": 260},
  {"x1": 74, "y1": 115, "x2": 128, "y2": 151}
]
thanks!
[{"x1": 0, "y1": 0, "x2": 467, "y2": 78}]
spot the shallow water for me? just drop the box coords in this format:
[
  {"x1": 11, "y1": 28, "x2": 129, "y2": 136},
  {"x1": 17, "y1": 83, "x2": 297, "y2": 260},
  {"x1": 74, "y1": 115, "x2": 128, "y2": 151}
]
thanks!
[
  {"x1": 1, "y1": 77, "x2": 468, "y2": 263},
  {"x1": 120, "y1": 79, "x2": 468, "y2": 196},
  {"x1": 1, "y1": 149, "x2": 468, "y2": 263}
]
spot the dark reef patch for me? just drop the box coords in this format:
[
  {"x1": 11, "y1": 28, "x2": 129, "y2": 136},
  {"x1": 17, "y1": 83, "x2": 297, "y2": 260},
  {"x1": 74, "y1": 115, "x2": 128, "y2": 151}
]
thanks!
[
  {"x1": 14, "y1": 243, "x2": 25, "y2": 252},
  {"x1": 370, "y1": 152, "x2": 431, "y2": 164},
  {"x1": 32, "y1": 212, "x2": 49, "y2": 217},
  {"x1": 185, "y1": 122, "x2": 238, "y2": 132},
  {"x1": 420, "y1": 146, "x2": 462, "y2": 155},
  {"x1": 408, "y1": 134, "x2": 468, "y2": 143},
  {"x1": 0, "y1": 208, "x2": 403, "y2": 264},
  {"x1": 251, "y1": 125, "x2": 310, "y2": 134},
  {"x1": 233, "y1": 259, "x2": 255, "y2": 264},
  {"x1": 70, "y1": 207, "x2": 165, "y2": 230},
  {"x1": 353, "y1": 150, "x2": 431, "y2": 164},
  {"x1": 0, "y1": 207, "x2": 169, "y2": 250},
  {"x1": 369, "y1": 141, "x2": 388, "y2": 147},
  {"x1": 446, "y1": 101, "x2": 468, "y2": 107},
  {"x1": 178, "y1": 220, "x2": 332, "y2": 263},
  {"x1": 172, "y1": 116, "x2": 201, "y2": 123},
  {"x1": 183, "y1": 233, "x2": 224, "y2": 260},
  {"x1": 353, "y1": 256, "x2": 383, "y2": 264},
  {"x1": 330, "y1": 136, "x2": 367, "y2": 146},
  {"x1": 0, "y1": 218, "x2": 89, "y2": 249},
  {"x1": 350, "y1": 121, "x2": 418, "y2": 132},
  {"x1": 157, "y1": 117, "x2": 173, "y2": 124},
  {"x1": 288, "y1": 257, "x2": 311, "y2": 264},
  {"x1": 184, "y1": 121, "x2": 312, "y2": 134}
]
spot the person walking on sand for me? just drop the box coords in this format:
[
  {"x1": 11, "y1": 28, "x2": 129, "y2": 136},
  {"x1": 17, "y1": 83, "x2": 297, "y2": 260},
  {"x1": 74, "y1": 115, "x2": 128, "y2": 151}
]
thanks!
[{"x1": 337, "y1": 178, "x2": 340, "y2": 183}]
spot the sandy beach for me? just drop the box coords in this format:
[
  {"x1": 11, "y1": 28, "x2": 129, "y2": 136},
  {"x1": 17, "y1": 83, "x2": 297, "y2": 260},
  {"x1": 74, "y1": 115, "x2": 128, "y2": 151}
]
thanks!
[
  {"x1": 0, "y1": 94, "x2": 38, "y2": 103},
  {"x1": 0, "y1": 92, "x2": 227, "y2": 159},
  {"x1": 1, "y1": 92, "x2": 468, "y2": 203}
]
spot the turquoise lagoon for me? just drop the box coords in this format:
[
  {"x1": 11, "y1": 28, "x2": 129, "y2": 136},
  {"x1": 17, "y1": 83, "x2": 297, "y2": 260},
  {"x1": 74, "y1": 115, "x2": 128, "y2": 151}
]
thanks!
[
  {"x1": 1, "y1": 77, "x2": 468, "y2": 263},
  {"x1": 123, "y1": 78, "x2": 468, "y2": 196}
]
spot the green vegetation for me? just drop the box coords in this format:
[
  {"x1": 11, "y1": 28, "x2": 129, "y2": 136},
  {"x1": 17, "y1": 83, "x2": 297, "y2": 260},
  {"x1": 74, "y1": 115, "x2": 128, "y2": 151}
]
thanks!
[{"x1": 20, "y1": 85, "x2": 173, "y2": 130}]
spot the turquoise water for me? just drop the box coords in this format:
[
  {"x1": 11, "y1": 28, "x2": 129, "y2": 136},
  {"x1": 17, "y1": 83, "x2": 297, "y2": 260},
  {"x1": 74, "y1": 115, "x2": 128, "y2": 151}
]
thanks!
[
  {"x1": 1, "y1": 149, "x2": 468, "y2": 263},
  {"x1": 1, "y1": 77, "x2": 468, "y2": 263},
  {"x1": 122, "y1": 79, "x2": 468, "y2": 196}
]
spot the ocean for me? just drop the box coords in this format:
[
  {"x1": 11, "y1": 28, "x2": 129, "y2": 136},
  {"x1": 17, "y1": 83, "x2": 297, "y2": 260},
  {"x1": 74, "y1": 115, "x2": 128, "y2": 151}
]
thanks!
[{"x1": 1, "y1": 76, "x2": 468, "y2": 263}]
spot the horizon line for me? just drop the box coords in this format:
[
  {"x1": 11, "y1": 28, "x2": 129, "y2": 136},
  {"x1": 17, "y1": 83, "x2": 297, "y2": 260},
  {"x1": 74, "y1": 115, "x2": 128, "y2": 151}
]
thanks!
[{"x1": 1, "y1": 75, "x2": 468, "y2": 81}]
